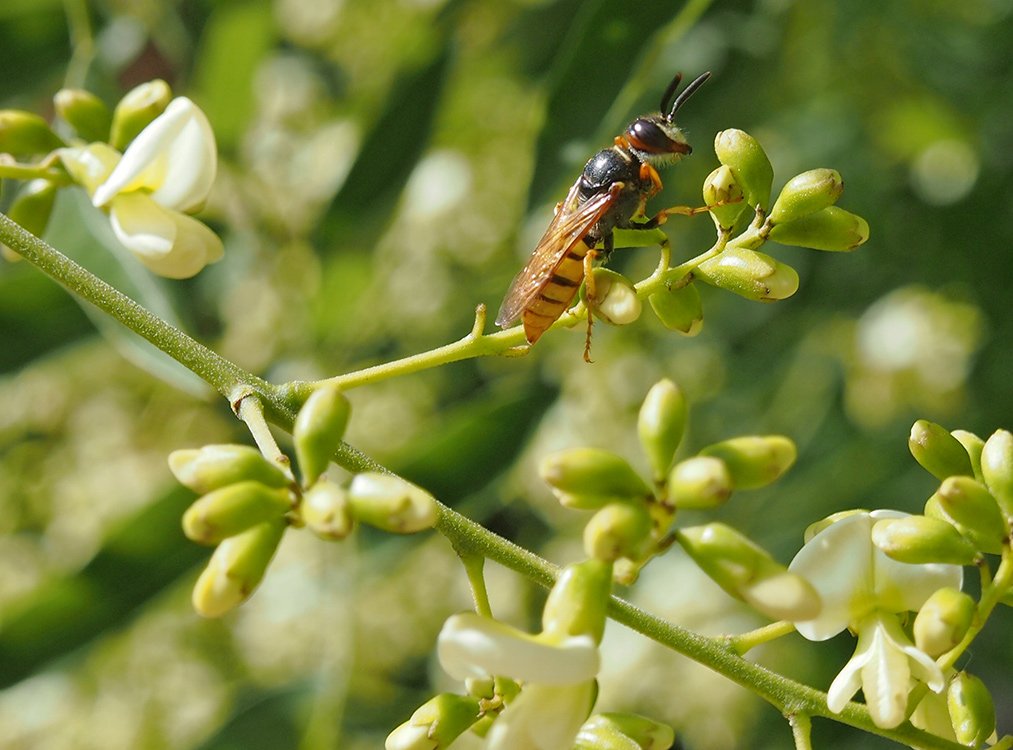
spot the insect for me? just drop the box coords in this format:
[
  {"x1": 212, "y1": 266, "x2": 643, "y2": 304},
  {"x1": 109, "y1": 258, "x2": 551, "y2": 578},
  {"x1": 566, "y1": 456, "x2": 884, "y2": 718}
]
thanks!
[{"x1": 495, "y1": 71, "x2": 711, "y2": 360}]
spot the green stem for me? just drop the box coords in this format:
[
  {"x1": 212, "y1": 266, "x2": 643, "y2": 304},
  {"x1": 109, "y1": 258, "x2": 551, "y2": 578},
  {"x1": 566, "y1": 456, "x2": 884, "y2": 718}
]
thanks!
[
  {"x1": 0, "y1": 164, "x2": 72, "y2": 184},
  {"x1": 237, "y1": 395, "x2": 295, "y2": 479},
  {"x1": 727, "y1": 620, "x2": 796, "y2": 655},
  {"x1": 789, "y1": 712, "x2": 813, "y2": 750},
  {"x1": 459, "y1": 553, "x2": 493, "y2": 618}
]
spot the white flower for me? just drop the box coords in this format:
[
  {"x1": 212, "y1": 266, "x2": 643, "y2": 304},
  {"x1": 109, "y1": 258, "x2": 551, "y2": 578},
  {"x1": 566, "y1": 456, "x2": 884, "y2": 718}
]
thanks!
[
  {"x1": 789, "y1": 510, "x2": 963, "y2": 728},
  {"x1": 61, "y1": 97, "x2": 222, "y2": 278}
]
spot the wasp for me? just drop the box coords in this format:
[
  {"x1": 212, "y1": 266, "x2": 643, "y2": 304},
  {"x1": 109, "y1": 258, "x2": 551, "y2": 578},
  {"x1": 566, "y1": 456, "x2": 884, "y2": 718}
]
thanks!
[{"x1": 495, "y1": 71, "x2": 711, "y2": 360}]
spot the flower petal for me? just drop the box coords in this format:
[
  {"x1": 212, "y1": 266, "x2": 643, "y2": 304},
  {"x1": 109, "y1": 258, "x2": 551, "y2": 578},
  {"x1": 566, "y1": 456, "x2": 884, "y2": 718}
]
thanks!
[
  {"x1": 872, "y1": 552, "x2": 963, "y2": 615},
  {"x1": 859, "y1": 617, "x2": 911, "y2": 728},
  {"x1": 485, "y1": 681, "x2": 595, "y2": 750},
  {"x1": 59, "y1": 144, "x2": 121, "y2": 196}
]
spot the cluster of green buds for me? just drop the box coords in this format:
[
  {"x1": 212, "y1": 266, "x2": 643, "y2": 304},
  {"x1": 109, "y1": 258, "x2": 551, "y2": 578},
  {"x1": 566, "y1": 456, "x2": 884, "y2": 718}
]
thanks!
[
  {"x1": 536, "y1": 379, "x2": 818, "y2": 620},
  {"x1": 169, "y1": 385, "x2": 438, "y2": 617}
]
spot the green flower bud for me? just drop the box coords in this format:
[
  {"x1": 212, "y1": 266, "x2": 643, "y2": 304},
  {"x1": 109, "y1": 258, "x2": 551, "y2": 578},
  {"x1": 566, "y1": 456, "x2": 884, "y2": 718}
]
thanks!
[
  {"x1": 699, "y1": 435, "x2": 796, "y2": 490},
  {"x1": 293, "y1": 384, "x2": 351, "y2": 486},
  {"x1": 542, "y1": 558, "x2": 613, "y2": 643},
  {"x1": 0, "y1": 110, "x2": 64, "y2": 156},
  {"x1": 386, "y1": 693, "x2": 482, "y2": 750},
  {"x1": 638, "y1": 379, "x2": 688, "y2": 481},
  {"x1": 583, "y1": 501, "x2": 653, "y2": 563},
  {"x1": 648, "y1": 283, "x2": 703, "y2": 336},
  {"x1": 981, "y1": 429, "x2": 1013, "y2": 516},
  {"x1": 191, "y1": 519, "x2": 285, "y2": 618},
  {"x1": 53, "y1": 88, "x2": 111, "y2": 142},
  {"x1": 667, "y1": 456, "x2": 733, "y2": 509},
  {"x1": 695, "y1": 246, "x2": 799, "y2": 302},
  {"x1": 676, "y1": 523, "x2": 820, "y2": 620},
  {"x1": 301, "y1": 479, "x2": 354, "y2": 540},
  {"x1": 934, "y1": 476, "x2": 1005, "y2": 554},
  {"x1": 347, "y1": 472, "x2": 438, "y2": 533},
  {"x1": 912, "y1": 587, "x2": 975, "y2": 657},
  {"x1": 6, "y1": 179, "x2": 57, "y2": 240},
  {"x1": 168, "y1": 444, "x2": 290, "y2": 493},
  {"x1": 950, "y1": 429, "x2": 985, "y2": 481},
  {"x1": 871, "y1": 515, "x2": 978, "y2": 565},
  {"x1": 109, "y1": 79, "x2": 172, "y2": 151},
  {"x1": 768, "y1": 169, "x2": 843, "y2": 225},
  {"x1": 909, "y1": 420, "x2": 974, "y2": 480},
  {"x1": 583, "y1": 268, "x2": 641, "y2": 326},
  {"x1": 575, "y1": 712, "x2": 675, "y2": 750},
  {"x1": 803, "y1": 509, "x2": 869, "y2": 543},
  {"x1": 702, "y1": 164, "x2": 747, "y2": 232},
  {"x1": 713, "y1": 129, "x2": 774, "y2": 211},
  {"x1": 948, "y1": 672, "x2": 996, "y2": 748},
  {"x1": 767, "y1": 206, "x2": 869, "y2": 252},
  {"x1": 182, "y1": 480, "x2": 292, "y2": 545},
  {"x1": 539, "y1": 448, "x2": 650, "y2": 500}
]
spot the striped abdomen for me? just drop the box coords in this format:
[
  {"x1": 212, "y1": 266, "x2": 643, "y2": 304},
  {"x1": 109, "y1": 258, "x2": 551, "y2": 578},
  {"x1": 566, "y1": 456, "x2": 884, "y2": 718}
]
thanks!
[{"x1": 521, "y1": 240, "x2": 592, "y2": 344}]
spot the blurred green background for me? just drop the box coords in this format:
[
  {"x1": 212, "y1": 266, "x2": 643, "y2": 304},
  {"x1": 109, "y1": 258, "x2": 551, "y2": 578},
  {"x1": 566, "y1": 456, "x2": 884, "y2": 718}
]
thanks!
[{"x1": 1, "y1": 0, "x2": 1011, "y2": 748}]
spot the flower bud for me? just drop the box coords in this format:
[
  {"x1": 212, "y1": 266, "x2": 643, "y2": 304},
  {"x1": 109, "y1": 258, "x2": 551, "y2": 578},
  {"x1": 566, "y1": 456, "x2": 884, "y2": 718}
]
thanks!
[
  {"x1": 575, "y1": 712, "x2": 675, "y2": 750},
  {"x1": 385, "y1": 693, "x2": 482, "y2": 750},
  {"x1": 950, "y1": 430, "x2": 984, "y2": 481},
  {"x1": 109, "y1": 79, "x2": 172, "y2": 151},
  {"x1": 713, "y1": 129, "x2": 774, "y2": 210},
  {"x1": 698, "y1": 435, "x2": 796, "y2": 490},
  {"x1": 909, "y1": 420, "x2": 974, "y2": 480},
  {"x1": 948, "y1": 672, "x2": 996, "y2": 748},
  {"x1": 583, "y1": 501, "x2": 653, "y2": 563},
  {"x1": 768, "y1": 169, "x2": 843, "y2": 225},
  {"x1": 934, "y1": 476, "x2": 1005, "y2": 554},
  {"x1": 53, "y1": 88, "x2": 111, "y2": 142},
  {"x1": 182, "y1": 480, "x2": 292, "y2": 545},
  {"x1": 912, "y1": 587, "x2": 975, "y2": 657},
  {"x1": 981, "y1": 429, "x2": 1013, "y2": 516},
  {"x1": 293, "y1": 384, "x2": 351, "y2": 486},
  {"x1": 767, "y1": 206, "x2": 869, "y2": 252},
  {"x1": 702, "y1": 165, "x2": 747, "y2": 232},
  {"x1": 648, "y1": 284, "x2": 702, "y2": 336},
  {"x1": 802, "y1": 509, "x2": 869, "y2": 543},
  {"x1": 871, "y1": 515, "x2": 978, "y2": 565},
  {"x1": 539, "y1": 448, "x2": 650, "y2": 500},
  {"x1": 695, "y1": 246, "x2": 799, "y2": 301},
  {"x1": 584, "y1": 269, "x2": 641, "y2": 326},
  {"x1": 191, "y1": 519, "x2": 285, "y2": 617},
  {"x1": 168, "y1": 444, "x2": 290, "y2": 493},
  {"x1": 347, "y1": 472, "x2": 438, "y2": 533},
  {"x1": 301, "y1": 479, "x2": 354, "y2": 540},
  {"x1": 638, "y1": 379, "x2": 688, "y2": 481},
  {"x1": 667, "y1": 456, "x2": 733, "y2": 509},
  {"x1": 5, "y1": 179, "x2": 57, "y2": 245},
  {"x1": 0, "y1": 110, "x2": 64, "y2": 156},
  {"x1": 542, "y1": 558, "x2": 613, "y2": 643}
]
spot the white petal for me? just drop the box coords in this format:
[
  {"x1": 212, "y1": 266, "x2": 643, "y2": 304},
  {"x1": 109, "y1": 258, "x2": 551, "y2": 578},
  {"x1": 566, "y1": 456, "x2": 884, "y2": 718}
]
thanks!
[
  {"x1": 59, "y1": 144, "x2": 121, "y2": 197},
  {"x1": 826, "y1": 632, "x2": 873, "y2": 713},
  {"x1": 873, "y1": 553, "x2": 964, "y2": 615},
  {"x1": 485, "y1": 682, "x2": 595, "y2": 750},
  {"x1": 437, "y1": 613, "x2": 599, "y2": 686},
  {"x1": 860, "y1": 617, "x2": 912, "y2": 728}
]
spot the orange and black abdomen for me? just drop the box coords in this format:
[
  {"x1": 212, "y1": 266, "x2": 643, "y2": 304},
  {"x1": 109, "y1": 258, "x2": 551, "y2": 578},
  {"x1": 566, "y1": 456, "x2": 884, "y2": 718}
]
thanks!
[{"x1": 521, "y1": 240, "x2": 592, "y2": 344}]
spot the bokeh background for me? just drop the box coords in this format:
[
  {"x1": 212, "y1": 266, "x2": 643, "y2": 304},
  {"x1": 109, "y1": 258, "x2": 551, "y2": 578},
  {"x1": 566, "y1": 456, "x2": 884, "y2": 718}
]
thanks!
[{"x1": 1, "y1": 0, "x2": 1011, "y2": 748}]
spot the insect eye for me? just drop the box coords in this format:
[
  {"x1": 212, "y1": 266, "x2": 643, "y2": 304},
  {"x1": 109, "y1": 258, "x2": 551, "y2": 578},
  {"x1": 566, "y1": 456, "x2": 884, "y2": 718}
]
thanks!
[{"x1": 626, "y1": 119, "x2": 672, "y2": 153}]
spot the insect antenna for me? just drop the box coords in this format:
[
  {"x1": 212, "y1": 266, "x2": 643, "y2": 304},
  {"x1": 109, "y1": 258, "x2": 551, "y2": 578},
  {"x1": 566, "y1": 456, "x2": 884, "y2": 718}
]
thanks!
[
  {"x1": 658, "y1": 72, "x2": 684, "y2": 115},
  {"x1": 666, "y1": 71, "x2": 711, "y2": 121}
]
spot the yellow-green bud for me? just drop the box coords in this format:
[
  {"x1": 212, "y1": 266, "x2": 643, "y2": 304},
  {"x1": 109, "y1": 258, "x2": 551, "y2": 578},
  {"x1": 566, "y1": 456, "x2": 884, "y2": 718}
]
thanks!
[
  {"x1": 950, "y1": 429, "x2": 985, "y2": 481},
  {"x1": 768, "y1": 169, "x2": 843, "y2": 225},
  {"x1": 695, "y1": 246, "x2": 799, "y2": 302},
  {"x1": 667, "y1": 456, "x2": 733, "y2": 509},
  {"x1": 702, "y1": 164, "x2": 747, "y2": 232},
  {"x1": 385, "y1": 693, "x2": 482, "y2": 750},
  {"x1": 301, "y1": 479, "x2": 354, "y2": 540},
  {"x1": 293, "y1": 384, "x2": 351, "y2": 486},
  {"x1": 539, "y1": 448, "x2": 650, "y2": 500},
  {"x1": 191, "y1": 519, "x2": 285, "y2": 618},
  {"x1": 934, "y1": 476, "x2": 1005, "y2": 554},
  {"x1": 638, "y1": 379, "x2": 688, "y2": 481},
  {"x1": 583, "y1": 268, "x2": 641, "y2": 326},
  {"x1": 0, "y1": 110, "x2": 64, "y2": 156},
  {"x1": 182, "y1": 480, "x2": 292, "y2": 545},
  {"x1": 947, "y1": 672, "x2": 996, "y2": 748},
  {"x1": 542, "y1": 558, "x2": 613, "y2": 643},
  {"x1": 871, "y1": 515, "x2": 978, "y2": 565},
  {"x1": 168, "y1": 444, "x2": 290, "y2": 493},
  {"x1": 575, "y1": 712, "x2": 675, "y2": 750},
  {"x1": 713, "y1": 129, "x2": 774, "y2": 211},
  {"x1": 767, "y1": 206, "x2": 869, "y2": 252},
  {"x1": 648, "y1": 283, "x2": 703, "y2": 336},
  {"x1": 803, "y1": 509, "x2": 869, "y2": 543},
  {"x1": 53, "y1": 88, "x2": 112, "y2": 142},
  {"x1": 583, "y1": 501, "x2": 653, "y2": 563},
  {"x1": 6, "y1": 179, "x2": 57, "y2": 241},
  {"x1": 699, "y1": 435, "x2": 796, "y2": 490},
  {"x1": 109, "y1": 79, "x2": 172, "y2": 150},
  {"x1": 981, "y1": 429, "x2": 1013, "y2": 516},
  {"x1": 913, "y1": 587, "x2": 975, "y2": 658},
  {"x1": 909, "y1": 420, "x2": 974, "y2": 480},
  {"x1": 347, "y1": 472, "x2": 438, "y2": 533}
]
